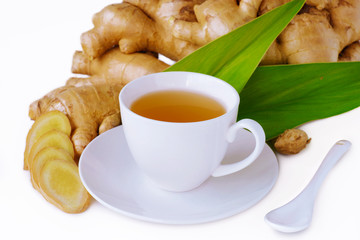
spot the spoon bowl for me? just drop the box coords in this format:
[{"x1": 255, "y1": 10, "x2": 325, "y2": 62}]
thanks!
[{"x1": 265, "y1": 196, "x2": 314, "y2": 233}]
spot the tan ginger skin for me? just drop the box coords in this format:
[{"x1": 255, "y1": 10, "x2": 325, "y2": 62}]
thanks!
[
  {"x1": 29, "y1": 0, "x2": 360, "y2": 160},
  {"x1": 80, "y1": 0, "x2": 360, "y2": 64},
  {"x1": 80, "y1": 2, "x2": 201, "y2": 61},
  {"x1": 274, "y1": 129, "x2": 311, "y2": 154},
  {"x1": 29, "y1": 84, "x2": 123, "y2": 158},
  {"x1": 69, "y1": 48, "x2": 169, "y2": 87},
  {"x1": 340, "y1": 41, "x2": 360, "y2": 61}
]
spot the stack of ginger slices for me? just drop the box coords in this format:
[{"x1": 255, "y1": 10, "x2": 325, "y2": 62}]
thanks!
[{"x1": 24, "y1": 111, "x2": 90, "y2": 213}]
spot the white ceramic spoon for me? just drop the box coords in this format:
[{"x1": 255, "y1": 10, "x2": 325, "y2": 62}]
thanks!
[{"x1": 265, "y1": 140, "x2": 351, "y2": 233}]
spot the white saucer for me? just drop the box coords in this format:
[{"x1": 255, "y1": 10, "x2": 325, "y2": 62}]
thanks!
[{"x1": 79, "y1": 126, "x2": 278, "y2": 224}]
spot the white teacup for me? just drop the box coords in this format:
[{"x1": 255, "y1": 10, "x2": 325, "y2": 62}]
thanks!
[{"x1": 119, "y1": 71, "x2": 265, "y2": 192}]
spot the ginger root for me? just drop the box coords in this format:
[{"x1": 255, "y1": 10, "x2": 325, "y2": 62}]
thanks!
[
  {"x1": 277, "y1": 7, "x2": 340, "y2": 63},
  {"x1": 172, "y1": 0, "x2": 263, "y2": 46},
  {"x1": 339, "y1": 41, "x2": 360, "y2": 61},
  {"x1": 80, "y1": 2, "x2": 200, "y2": 61},
  {"x1": 79, "y1": 0, "x2": 360, "y2": 65},
  {"x1": 69, "y1": 48, "x2": 169, "y2": 87},
  {"x1": 274, "y1": 129, "x2": 311, "y2": 154},
  {"x1": 259, "y1": 0, "x2": 360, "y2": 64},
  {"x1": 29, "y1": 84, "x2": 123, "y2": 159}
]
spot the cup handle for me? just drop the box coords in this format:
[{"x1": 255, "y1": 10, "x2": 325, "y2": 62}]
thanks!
[{"x1": 212, "y1": 119, "x2": 266, "y2": 177}]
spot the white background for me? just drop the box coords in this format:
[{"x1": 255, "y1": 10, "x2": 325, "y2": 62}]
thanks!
[{"x1": 1, "y1": 1, "x2": 359, "y2": 239}]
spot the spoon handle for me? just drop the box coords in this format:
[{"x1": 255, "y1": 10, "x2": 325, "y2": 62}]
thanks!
[
  {"x1": 302, "y1": 140, "x2": 351, "y2": 200},
  {"x1": 264, "y1": 140, "x2": 351, "y2": 233}
]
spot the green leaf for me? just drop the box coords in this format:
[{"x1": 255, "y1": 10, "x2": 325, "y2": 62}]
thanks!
[
  {"x1": 165, "y1": 0, "x2": 360, "y2": 142},
  {"x1": 165, "y1": 0, "x2": 305, "y2": 92},
  {"x1": 238, "y1": 62, "x2": 360, "y2": 140}
]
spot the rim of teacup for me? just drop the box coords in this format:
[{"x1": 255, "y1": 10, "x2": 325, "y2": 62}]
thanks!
[{"x1": 119, "y1": 71, "x2": 240, "y2": 125}]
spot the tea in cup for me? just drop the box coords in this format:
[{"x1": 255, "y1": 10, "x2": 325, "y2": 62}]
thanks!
[{"x1": 119, "y1": 71, "x2": 265, "y2": 192}]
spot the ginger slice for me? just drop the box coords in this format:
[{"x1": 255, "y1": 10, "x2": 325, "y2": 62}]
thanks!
[
  {"x1": 30, "y1": 147, "x2": 74, "y2": 191},
  {"x1": 27, "y1": 130, "x2": 74, "y2": 170},
  {"x1": 24, "y1": 111, "x2": 71, "y2": 170},
  {"x1": 39, "y1": 159, "x2": 90, "y2": 213}
]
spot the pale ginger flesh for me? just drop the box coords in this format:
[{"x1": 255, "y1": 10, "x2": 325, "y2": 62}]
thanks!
[
  {"x1": 24, "y1": 110, "x2": 71, "y2": 170},
  {"x1": 31, "y1": 147, "x2": 74, "y2": 191},
  {"x1": 27, "y1": 130, "x2": 74, "y2": 171},
  {"x1": 39, "y1": 159, "x2": 90, "y2": 213},
  {"x1": 24, "y1": 111, "x2": 90, "y2": 213}
]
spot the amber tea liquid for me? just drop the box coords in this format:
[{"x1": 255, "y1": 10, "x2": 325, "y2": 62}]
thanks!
[{"x1": 130, "y1": 90, "x2": 226, "y2": 122}]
